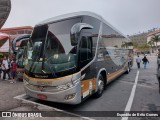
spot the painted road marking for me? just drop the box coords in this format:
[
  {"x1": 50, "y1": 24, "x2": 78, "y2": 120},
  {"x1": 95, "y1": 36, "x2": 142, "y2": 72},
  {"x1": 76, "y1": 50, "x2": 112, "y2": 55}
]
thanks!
[
  {"x1": 121, "y1": 70, "x2": 139, "y2": 120},
  {"x1": 119, "y1": 80, "x2": 158, "y2": 90},
  {"x1": 14, "y1": 94, "x2": 95, "y2": 120}
]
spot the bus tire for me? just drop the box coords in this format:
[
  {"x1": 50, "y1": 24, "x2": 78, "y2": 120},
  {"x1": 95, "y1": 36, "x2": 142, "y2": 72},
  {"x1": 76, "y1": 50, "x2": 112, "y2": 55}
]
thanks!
[
  {"x1": 125, "y1": 66, "x2": 130, "y2": 74},
  {"x1": 94, "y1": 74, "x2": 105, "y2": 98}
]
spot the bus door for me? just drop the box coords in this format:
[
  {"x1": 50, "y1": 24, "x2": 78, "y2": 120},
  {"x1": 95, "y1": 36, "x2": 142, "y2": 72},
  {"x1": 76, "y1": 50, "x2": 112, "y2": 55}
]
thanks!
[{"x1": 78, "y1": 31, "x2": 97, "y2": 99}]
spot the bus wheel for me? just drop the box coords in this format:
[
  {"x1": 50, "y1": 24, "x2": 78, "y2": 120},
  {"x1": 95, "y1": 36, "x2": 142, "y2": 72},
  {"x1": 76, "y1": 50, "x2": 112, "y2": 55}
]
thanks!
[
  {"x1": 125, "y1": 67, "x2": 130, "y2": 74},
  {"x1": 94, "y1": 74, "x2": 105, "y2": 98}
]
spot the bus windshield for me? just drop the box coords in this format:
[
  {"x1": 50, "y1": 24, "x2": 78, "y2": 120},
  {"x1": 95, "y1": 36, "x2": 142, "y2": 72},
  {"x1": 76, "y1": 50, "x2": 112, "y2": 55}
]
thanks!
[{"x1": 26, "y1": 18, "x2": 80, "y2": 78}]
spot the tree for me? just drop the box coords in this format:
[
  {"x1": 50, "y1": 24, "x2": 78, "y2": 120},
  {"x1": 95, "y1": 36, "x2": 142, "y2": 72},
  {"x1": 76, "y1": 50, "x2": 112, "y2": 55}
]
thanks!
[
  {"x1": 148, "y1": 40, "x2": 154, "y2": 53},
  {"x1": 151, "y1": 35, "x2": 160, "y2": 53},
  {"x1": 127, "y1": 42, "x2": 133, "y2": 46},
  {"x1": 138, "y1": 44, "x2": 149, "y2": 51},
  {"x1": 133, "y1": 42, "x2": 138, "y2": 48},
  {"x1": 121, "y1": 42, "x2": 133, "y2": 48}
]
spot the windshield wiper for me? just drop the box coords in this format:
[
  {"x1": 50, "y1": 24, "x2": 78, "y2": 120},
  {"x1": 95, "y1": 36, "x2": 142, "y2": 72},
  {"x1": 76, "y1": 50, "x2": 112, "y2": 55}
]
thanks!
[
  {"x1": 41, "y1": 38, "x2": 57, "y2": 78},
  {"x1": 41, "y1": 69, "x2": 46, "y2": 73}
]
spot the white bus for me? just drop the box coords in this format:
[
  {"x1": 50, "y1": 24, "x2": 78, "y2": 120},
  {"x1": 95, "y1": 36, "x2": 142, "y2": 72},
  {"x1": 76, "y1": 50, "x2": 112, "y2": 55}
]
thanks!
[
  {"x1": 11, "y1": 34, "x2": 30, "y2": 80},
  {"x1": 23, "y1": 11, "x2": 132, "y2": 104}
]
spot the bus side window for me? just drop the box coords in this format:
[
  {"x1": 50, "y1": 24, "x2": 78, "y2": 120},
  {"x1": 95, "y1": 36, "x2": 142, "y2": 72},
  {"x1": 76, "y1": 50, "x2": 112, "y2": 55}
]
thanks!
[{"x1": 79, "y1": 35, "x2": 93, "y2": 68}]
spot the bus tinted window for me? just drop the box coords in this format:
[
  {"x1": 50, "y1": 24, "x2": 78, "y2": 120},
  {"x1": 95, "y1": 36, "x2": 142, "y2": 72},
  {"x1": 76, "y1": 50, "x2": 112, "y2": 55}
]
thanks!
[
  {"x1": 82, "y1": 16, "x2": 100, "y2": 56},
  {"x1": 26, "y1": 18, "x2": 81, "y2": 75},
  {"x1": 80, "y1": 36, "x2": 92, "y2": 61},
  {"x1": 102, "y1": 23, "x2": 129, "y2": 66}
]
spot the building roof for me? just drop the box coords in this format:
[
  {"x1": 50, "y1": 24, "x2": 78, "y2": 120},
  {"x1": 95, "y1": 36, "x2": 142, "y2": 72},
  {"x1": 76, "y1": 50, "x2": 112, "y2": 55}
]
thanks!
[
  {"x1": 147, "y1": 29, "x2": 160, "y2": 37},
  {"x1": 0, "y1": 0, "x2": 11, "y2": 28},
  {"x1": 0, "y1": 32, "x2": 8, "y2": 40},
  {"x1": 0, "y1": 26, "x2": 33, "y2": 32}
]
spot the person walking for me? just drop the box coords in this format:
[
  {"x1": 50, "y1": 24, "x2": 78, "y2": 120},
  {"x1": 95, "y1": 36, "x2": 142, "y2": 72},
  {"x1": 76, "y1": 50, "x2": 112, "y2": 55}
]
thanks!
[
  {"x1": 10, "y1": 58, "x2": 17, "y2": 83},
  {"x1": 0, "y1": 57, "x2": 2, "y2": 79},
  {"x1": 136, "y1": 56, "x2": 141, "y2": 69},
  {"x1": 142, "y1": 56, "x2": 149, "y2": 69},
  {"x1": 1, "y1": 56, "x2": 11, "y2": 80}
]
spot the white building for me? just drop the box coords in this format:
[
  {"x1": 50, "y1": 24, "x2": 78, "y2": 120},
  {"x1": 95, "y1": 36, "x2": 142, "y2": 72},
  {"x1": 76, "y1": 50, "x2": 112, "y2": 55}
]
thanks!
[{"x1": 147, "y1": 28, "x2": 160, "y2": 53}]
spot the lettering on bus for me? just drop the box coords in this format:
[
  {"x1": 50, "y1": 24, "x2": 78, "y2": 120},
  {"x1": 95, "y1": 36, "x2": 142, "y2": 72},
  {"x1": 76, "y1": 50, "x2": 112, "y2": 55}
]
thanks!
[{"x1": 34, "y1": 75, "x2": 48, "y2": 78}]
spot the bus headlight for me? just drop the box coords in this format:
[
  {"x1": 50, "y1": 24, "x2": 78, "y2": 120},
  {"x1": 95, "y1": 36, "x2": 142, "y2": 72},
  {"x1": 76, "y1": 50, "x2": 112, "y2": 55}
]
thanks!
[{"x1": 57, "y1": 82, "x2": 74, "y2": 90}]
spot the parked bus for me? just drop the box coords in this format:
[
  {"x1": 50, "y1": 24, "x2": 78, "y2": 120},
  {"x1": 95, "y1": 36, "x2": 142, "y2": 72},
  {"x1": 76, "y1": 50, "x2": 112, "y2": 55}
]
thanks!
[
  {"x1": 23, "y1": 11, "x2": 132, "y2": 104},
  {"x1": 11, "y1": 34, "x2": 30, "y2": 80}
]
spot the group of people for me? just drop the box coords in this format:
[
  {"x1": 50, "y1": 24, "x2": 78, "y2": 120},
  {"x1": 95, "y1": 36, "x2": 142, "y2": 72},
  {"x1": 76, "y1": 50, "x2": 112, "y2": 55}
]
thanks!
[
  {"x1": 136, "y1": 55, "x2": 149, "y2": 69},
  {"x1": 0, "y1": 56, "x2": 17, "y2": 83}
]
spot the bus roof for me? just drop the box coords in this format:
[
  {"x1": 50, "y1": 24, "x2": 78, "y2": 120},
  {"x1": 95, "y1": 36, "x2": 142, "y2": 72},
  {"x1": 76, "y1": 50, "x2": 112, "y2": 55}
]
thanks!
[{"x1": 37, "y1": 11, "x2": 128, "y2": 39}]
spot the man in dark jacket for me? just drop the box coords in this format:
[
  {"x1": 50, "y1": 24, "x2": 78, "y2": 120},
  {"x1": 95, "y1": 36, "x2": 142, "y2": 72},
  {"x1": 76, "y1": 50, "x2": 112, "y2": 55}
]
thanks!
[{"x1": 142, "y1": 56, "x2": 149, "y2": 69}]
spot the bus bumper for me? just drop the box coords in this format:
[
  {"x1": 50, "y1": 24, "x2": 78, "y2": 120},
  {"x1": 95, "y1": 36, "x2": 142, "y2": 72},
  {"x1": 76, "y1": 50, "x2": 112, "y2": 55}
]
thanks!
[{"x1": 24, "y1": 82, "x2": 81, "y2": 104}]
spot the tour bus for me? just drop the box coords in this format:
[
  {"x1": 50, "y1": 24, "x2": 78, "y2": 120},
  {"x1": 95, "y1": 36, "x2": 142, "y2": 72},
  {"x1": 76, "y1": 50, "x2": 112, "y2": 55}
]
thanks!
[
  {"x1": 23, "y1": 11, "x2": 132, "y2": 104},
  {"x1": 12, "y1": 34, "x2": 30, "y2": 80}
]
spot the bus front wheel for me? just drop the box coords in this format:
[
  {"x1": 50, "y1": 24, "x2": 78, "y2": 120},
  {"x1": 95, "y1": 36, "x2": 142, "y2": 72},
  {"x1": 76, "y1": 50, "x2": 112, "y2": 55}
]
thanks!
[
  {"x1": 125, "y1": 66, "x2": 130, "y2": 74},
  {"x1": 94, "y1": 74, "x2": 105, "y2": 98}
]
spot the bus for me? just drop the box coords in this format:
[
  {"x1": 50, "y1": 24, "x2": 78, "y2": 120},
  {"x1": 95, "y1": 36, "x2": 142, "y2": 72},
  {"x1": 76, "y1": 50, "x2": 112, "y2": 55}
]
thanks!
[
  {"x1": 23, "y1": 11, "x2": 132, "y2": 104},
  {"x1": 11, "y1": 34, "x2": 30, "y2": 80}
]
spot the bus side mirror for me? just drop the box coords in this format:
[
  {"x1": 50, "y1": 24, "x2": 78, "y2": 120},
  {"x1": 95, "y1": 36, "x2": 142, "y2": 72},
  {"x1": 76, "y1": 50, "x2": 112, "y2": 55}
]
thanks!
[
  {"x1": 12, "y1": 34, "x2": 30, "y2": 53},
  {"x1": 70, "y1": 23, "x2": 93, "y2": 46}
]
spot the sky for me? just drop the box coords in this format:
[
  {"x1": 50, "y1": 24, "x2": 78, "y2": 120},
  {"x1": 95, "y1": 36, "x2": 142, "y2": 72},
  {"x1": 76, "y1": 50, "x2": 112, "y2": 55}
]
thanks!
[{"x1": 2, "y1": 0, "x2": 160, "y2": 35}]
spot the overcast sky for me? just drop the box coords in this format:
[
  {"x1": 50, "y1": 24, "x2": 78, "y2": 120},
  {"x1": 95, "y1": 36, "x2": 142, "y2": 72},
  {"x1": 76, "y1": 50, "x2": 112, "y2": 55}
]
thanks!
[{"x1": 2, "y1": 0, "x2": 160, "y2": 35}]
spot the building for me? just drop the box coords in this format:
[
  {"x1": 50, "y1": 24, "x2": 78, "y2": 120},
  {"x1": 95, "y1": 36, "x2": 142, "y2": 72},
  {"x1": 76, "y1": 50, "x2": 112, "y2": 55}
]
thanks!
[
  {"x1": 0, "y1": 26, "x2": 33, "y2": 55},
  {"x1": 147, "y1": 28, "x2": 160, "y2": 45},
  {"x1": 0, "y1": 26, "x2": 33, "y2": 39},
  {"x1": 129, "y1": 32, "x2": 149, "y2": 54},
  {"x1": 0, "y1": 0, "x2": 11, "y2": 28},
  {"x1": 129, "y1": 32, "x2": 148, "y2": 46},
  {"x1": 147, "y1": 28, "x2": 160, "y2": 53}
]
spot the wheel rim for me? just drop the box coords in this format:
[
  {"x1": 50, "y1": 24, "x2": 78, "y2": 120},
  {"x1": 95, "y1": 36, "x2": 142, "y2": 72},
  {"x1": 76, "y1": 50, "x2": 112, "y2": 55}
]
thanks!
[
  {"x1": 128, "y1": 68, "x2": 130, "y2": 72},
  {"x1": 98, "y1": 78, "x2": 104, "y2": 94}
]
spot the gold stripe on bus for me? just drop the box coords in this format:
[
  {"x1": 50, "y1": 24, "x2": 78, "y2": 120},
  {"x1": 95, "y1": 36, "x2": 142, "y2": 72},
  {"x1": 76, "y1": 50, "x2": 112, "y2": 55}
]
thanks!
[
  {"x1": 108, "y1": 62, "x2": 128, "y2": 81},
  {"x1": 108, "y1": 69, "x2": 124, "y2": 81},
  {"x1": 23, "y1": 72, "x2": 81, "y2": 82}
]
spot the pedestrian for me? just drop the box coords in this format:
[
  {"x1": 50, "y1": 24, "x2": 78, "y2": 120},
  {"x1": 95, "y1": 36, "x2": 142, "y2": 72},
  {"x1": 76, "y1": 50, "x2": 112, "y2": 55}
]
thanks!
[
  {"x1": 1, "y1": 56, "x2": 11, "y2": 80},
  {"x1": 142, "y1": 56, "x2": 149, "y2": 69},
  {"x1": 8, "y1": 56, "x2": 12, "y2": 79},
  {"x1": 10, "y1": 58, "x2": 17, "y2": 83},
  {"x1": 0, "y1": 57, "x2": 2, "y2": 79},
  {"x1": 136, "y1": 56, "x2": 141, "y2": 69}
]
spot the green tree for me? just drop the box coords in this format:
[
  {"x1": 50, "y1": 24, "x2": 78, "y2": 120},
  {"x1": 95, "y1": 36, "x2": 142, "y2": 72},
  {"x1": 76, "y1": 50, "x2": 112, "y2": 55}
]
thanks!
[
  {"x1": 148, "y1": 40, "x2": 154, "y2": 53},
  {"x1": 133, "y1": 42, "x2": 138, "y2": 48},
  {"x1": 137, "y1": 44, "x2": 149, "y2": 52},
  {"x1": 121, "y1": 42, "x2": 133, "y2": 48},
  {"x1": 126, "y1": 42, "x2": 133, "y2": 47},
  {"x1": 151, "y1": 35, "x2": 160, "y2": 53}
]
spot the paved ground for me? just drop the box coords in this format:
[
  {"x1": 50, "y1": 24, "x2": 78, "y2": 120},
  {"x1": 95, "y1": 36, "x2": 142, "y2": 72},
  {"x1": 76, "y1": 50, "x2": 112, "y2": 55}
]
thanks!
[
  {"x1": 0, "y1": 79, "x2": 24, "y2": 111},
  {"x1": 0, "y1": 55, "x2": 160, "y2": 120}
]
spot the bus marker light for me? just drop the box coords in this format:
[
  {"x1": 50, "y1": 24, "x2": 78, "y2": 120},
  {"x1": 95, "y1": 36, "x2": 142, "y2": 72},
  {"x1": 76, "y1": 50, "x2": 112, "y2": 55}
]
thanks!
[{"x1": 37, "y1": 94, "x2": 47, "y2": 100}]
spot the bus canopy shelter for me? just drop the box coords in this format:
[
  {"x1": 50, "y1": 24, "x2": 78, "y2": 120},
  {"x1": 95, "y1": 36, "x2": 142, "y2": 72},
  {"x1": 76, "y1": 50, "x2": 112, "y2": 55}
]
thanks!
[{"x1": 0, "y1": 32, "x2": 9, "y2": 53}]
